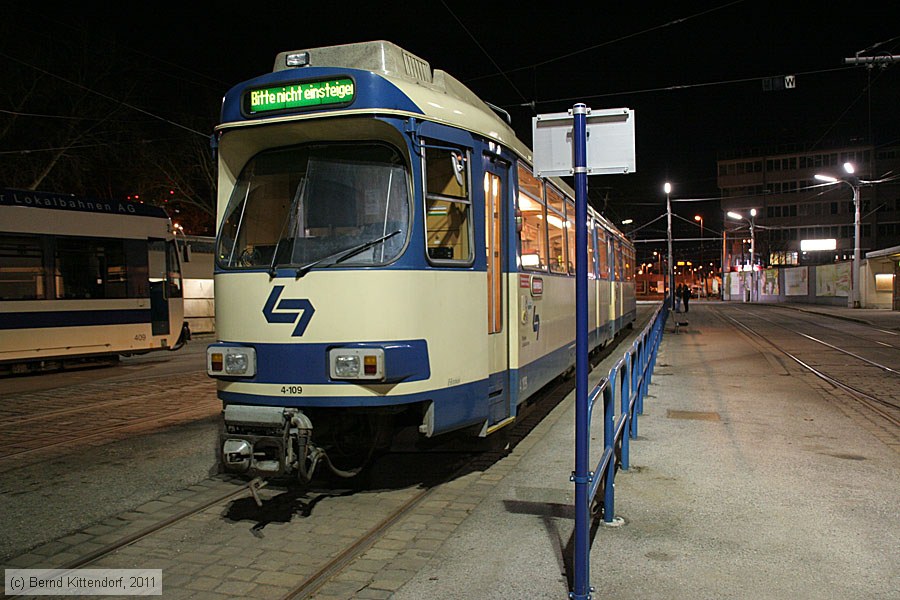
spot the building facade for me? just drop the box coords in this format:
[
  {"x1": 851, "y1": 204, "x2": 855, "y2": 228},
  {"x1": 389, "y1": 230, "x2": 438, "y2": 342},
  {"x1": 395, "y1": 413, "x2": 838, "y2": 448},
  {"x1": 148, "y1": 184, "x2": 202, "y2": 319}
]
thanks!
[{"x1": 717, "y1": 142, "x2": 900, "y2": 271}]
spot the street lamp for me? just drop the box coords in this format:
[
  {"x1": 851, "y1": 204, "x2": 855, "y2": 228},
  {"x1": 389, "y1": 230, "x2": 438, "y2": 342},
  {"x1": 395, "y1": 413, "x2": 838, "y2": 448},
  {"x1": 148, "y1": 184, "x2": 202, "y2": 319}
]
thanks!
[
  {"x1": 814, "y1": 162, "x2": 863, "y2": 308},
  {"x1": 665, "y1": 182, "x2": 674, "y2": 310},
  {"x1": 694, "y1": 215, "x2": 704, "y2": 295},
  {"x1": 727, "y1": 209, "x2": 757, "y2": 301}
]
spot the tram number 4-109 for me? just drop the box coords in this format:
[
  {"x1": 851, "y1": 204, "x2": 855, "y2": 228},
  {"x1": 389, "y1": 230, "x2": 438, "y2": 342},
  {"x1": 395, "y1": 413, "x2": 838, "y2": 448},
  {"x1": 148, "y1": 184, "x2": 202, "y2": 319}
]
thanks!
[{"x1": 281, "y1": 386, "x2": 303, "y2": 395}]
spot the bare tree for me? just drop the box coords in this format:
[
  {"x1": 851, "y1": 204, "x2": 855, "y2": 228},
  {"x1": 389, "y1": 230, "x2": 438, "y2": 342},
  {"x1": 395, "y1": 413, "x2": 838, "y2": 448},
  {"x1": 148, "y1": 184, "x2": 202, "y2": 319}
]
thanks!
[
  {"x1": 1, "y1": 10, "x2": 220, "y2": 231},
  {"x1": 138, "y1": 129, "x2": 218, "y2": 234}
]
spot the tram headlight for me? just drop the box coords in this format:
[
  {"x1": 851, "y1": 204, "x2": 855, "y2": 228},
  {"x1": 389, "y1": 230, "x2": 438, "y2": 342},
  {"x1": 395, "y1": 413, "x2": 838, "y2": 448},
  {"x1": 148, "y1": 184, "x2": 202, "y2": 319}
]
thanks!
[
  {"x1": 207, "y1": 346, "x2": 257, "y2": 377},
  {"x1": 334, "y1": 355, "x2": 360, "y2": 377},
  {"x1": 225, "y1": 353, "x2": 250, "y2": 374},
  {"x1": 329, "y1": 348, "x2": 385, "y2": 381}
]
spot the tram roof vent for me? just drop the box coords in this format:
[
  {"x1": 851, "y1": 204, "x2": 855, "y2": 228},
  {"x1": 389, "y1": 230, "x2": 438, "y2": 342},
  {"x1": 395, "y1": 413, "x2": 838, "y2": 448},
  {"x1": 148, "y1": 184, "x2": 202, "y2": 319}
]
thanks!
[{"x1": 274, "y1": 41, "x2": 434, "y2": 84}]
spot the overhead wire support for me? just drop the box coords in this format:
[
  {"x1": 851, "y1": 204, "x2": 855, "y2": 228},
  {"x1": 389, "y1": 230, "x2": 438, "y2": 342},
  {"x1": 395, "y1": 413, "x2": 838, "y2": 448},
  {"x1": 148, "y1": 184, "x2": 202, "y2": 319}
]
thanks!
[
  {"x1": 844, "y1": 55, "x2": 900, "y2": 67},
  {"x1": 845, "y1": 35, "x2": 900, "y2": 69}
]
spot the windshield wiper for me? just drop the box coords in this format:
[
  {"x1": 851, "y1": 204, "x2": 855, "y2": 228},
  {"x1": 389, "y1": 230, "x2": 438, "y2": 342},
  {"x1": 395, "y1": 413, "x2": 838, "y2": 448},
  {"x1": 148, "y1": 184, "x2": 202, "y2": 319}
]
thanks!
[
  {"x1": 289, "y1": 230, "x2": 402, "y2": 278},
  {"x1": 268, "y1": 179, "x2": 308, "y2": 278}
]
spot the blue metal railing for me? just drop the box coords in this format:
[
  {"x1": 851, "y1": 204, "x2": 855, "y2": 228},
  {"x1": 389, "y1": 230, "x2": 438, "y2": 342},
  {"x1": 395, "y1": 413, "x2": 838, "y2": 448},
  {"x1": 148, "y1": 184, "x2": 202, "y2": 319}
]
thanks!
[{"x1": 571, "y1": 300, "x2": 669, "y2": 599}]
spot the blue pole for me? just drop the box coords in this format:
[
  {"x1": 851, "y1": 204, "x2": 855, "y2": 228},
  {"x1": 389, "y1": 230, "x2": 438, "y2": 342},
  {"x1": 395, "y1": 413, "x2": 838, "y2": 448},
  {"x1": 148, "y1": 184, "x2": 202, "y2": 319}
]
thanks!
[
  {"x1": 572, "y1": 103, "x2": 591, "y2": 600},
  {"x1": 620, "y1": 359, "x2": 631, "y2": 470}
]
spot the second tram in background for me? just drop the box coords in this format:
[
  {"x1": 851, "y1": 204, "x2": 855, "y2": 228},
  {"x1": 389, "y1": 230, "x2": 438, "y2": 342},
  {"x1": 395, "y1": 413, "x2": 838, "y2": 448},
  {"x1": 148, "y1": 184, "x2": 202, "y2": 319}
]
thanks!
[
  {"x1": 206, "y1": 41, "x2": 636, "y2": 480},
  {"x1": 0, "y1": 189, "x2": 190, "y2": 375}
]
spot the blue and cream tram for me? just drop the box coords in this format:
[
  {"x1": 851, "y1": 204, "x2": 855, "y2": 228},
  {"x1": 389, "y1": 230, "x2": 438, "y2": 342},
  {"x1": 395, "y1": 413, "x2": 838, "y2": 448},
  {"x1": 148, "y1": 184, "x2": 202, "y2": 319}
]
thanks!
[
  {"x1": 0, "y1": 189, "x2": 189, "y2": 375},
  {"x1": 206, "y1": 41, "x2": 636, "y2": 480}
]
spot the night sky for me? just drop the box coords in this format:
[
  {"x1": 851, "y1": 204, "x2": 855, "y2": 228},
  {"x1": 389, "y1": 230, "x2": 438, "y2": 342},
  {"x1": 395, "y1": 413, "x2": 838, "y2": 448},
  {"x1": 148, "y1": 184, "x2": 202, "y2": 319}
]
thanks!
[{"x1": 4, "y1": 1, "x2": 899, "y2": 237}]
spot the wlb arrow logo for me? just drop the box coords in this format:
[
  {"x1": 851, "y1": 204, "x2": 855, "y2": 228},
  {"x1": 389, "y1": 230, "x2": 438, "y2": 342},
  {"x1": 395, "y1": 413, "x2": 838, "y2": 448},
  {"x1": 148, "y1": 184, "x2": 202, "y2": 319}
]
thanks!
[{"x1": 262, "y1": 286, "x2": 315, "y2": 336}]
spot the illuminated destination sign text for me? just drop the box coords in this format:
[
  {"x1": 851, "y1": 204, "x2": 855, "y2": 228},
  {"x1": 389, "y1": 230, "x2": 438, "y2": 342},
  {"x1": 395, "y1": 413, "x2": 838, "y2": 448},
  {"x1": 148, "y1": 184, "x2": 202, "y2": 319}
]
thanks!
[{"x1": 246, "y1": 78, "x2": 355, "y2": 114}]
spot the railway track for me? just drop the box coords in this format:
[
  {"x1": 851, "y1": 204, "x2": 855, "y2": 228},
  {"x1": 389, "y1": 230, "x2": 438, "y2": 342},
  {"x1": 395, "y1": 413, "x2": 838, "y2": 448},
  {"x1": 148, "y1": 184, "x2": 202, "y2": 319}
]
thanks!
[
  {"x1": 717, "y1": 306, "x2": 900, "y2": 428},
  {"x1": 281, "y1": 367, "x2": 584, "y2": 599},
  {"x1": 1, "y1": 307, "x2": 653, "y2": 598},
  {"x1": 4, "y1": 364, "x2": 576, "y2": 599},
  {"x1": 4, "y1": 324, "x2": 647, "y2": 599},
  {"x1": 59, "y1": 477, "x2": 264, "y2": 571}
]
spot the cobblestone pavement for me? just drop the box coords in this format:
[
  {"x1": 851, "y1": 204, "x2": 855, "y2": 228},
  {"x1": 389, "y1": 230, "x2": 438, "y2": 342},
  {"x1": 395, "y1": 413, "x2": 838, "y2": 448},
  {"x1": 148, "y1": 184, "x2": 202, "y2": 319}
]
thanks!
[
  {"x1": 0, "y1": 372, "x2": 219, "y2": 472},
  {"x1": 0, "y1": 369, "x2": 221, "y2": 561},
  {"x1": 0, "y1": 350, "x2": 629, "y2": 600},
  {"x1": 1, "y1": 309, "x2": 655, "y2": 599},
  {"x1": 2, "y1": 450, "x2": 533, "y2": 599}
]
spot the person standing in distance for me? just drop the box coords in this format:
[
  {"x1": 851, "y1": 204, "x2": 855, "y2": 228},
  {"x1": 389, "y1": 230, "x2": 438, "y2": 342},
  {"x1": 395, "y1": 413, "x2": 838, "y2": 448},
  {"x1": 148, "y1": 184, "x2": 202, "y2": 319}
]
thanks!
[{"x1": 682, "y1": 284, "x2": 691, "y2": 313}]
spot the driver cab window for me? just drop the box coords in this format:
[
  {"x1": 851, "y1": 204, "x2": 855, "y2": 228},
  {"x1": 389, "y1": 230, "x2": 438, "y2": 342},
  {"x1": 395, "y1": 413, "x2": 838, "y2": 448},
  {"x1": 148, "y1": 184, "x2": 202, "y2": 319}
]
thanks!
[{"x1": 424, "y1": 144, "x2": 472, "y2": 264}]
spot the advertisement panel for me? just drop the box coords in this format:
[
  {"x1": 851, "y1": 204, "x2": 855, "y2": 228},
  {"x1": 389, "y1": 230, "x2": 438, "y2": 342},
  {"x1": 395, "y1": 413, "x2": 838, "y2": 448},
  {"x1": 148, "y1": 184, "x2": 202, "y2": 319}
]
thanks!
[
  {"x1": 762, "y1": 268, "x2": 779, "y2": 296},
  {"x1": 784, "y1": 267, "x2": 809, "y2": 296},
  {"x1": 816, "y1": 262, "x2": 851, "y2": 297}
]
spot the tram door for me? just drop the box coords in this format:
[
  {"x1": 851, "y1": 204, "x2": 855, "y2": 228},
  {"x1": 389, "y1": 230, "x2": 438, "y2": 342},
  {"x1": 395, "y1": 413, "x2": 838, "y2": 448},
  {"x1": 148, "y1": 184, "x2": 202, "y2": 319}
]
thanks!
[
  {"x1": 148, "y1": 240, "x2": 170, "y2": 335},
  {"x1": 483, "y1": 156, "x2": 511, "y2": 430},
  {"x1": 608, "y1": 237, "x2": 617, "y2": 335}
]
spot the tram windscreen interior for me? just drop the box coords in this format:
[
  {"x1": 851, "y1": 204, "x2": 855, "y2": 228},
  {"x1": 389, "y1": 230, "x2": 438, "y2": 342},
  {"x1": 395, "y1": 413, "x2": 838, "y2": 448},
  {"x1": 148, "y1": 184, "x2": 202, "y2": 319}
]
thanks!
[{"x1": 217, "y1": 143, "x2": 410, "y2": 269}]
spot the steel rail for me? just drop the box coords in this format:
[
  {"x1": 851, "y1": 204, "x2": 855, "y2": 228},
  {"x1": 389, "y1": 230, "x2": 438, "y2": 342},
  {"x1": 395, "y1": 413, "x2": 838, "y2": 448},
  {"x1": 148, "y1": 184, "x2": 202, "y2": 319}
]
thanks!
[
  {"x1": 765, "y1": 305, "x2": 900, "y2": 347},
  {"x1": 719, "y1": 310, "x2": 900, "y2": 427},
  {"x1": 734, "y1": 307, "x2": 900, "y2": 375},
  {"x1": 59, "y1": 478, "x2": 261, "y2": 570},
  {"x1": 279, "y1": 373, "x2": 577, "y2": 600}
]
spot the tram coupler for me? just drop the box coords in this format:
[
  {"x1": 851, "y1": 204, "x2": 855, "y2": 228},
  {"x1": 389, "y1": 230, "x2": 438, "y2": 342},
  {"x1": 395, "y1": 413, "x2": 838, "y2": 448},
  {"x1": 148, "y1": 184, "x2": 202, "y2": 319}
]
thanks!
[{"x1": 221, "y1": 405, "x2": 312, "y2": 477}]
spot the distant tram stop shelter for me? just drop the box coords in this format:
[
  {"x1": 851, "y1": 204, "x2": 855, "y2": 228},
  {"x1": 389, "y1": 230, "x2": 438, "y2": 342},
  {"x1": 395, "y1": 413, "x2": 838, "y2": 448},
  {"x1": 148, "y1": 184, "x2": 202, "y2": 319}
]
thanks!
[
  {"x1": 532, "y1": 105, "x2": 636, "y2": 600},
  {"x1": 865, "y1": 245, "x2": 900, "y2": 310}
]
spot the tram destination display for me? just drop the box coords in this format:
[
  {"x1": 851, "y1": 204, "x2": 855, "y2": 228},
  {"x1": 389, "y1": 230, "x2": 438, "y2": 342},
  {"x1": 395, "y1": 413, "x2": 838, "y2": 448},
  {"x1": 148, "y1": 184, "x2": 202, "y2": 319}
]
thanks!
[{"x1": 244, "y1": 78, "x2": 355, "y2": 114}]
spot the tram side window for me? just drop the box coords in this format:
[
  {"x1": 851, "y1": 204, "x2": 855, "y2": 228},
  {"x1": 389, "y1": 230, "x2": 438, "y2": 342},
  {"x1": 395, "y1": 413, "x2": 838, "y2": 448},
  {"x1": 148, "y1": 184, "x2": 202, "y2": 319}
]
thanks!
[
  {"x1": 0, "y1": 235, "x2": 46, "y2": 300},
  {"x1": 425, "y1": 145, "x2": 472, "y2": 263},
  {"x1": 166, "y1": 241, "x2": 183, "y2": 298},
  {"x1": 597, "y1": 228, "x2": 609, "y2": 278},
  {"x1": 565, "y1": 200, "x2": 576, "y2": 275},
  {"x1": 625, "y1": 247, "x2": 634, "y2": 281},
  {"x1": 55, "y1": 237, "x2": 128, "y2": 299},
  {"x1": 613, "y1": 240, "x2": 622, "y2": 280},
  {"x1": 517, "y1": 164, "x2": 547, "y2": 271},
  {"x1": 546, "y1": 186, "x2": 567, "y2": 274},
  {"x1": 124, "y1": 240, "x2": 149, "y2": 297}
]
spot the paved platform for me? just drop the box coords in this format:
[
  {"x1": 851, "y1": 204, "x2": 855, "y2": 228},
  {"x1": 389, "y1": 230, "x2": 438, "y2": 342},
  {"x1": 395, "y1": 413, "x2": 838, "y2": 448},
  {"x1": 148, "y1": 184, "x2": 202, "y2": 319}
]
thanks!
[
  {"x1": 388, "y1": 302, "x2": 900, "y2": 600},
  {"x1": 4, "y1": 302, "x2": 897, "y2": 599}
]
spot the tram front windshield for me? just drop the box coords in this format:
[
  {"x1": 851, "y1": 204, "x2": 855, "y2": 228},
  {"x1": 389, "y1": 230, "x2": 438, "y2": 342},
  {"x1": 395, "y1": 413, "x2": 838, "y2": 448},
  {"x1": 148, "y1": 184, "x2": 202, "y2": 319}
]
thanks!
[{"x1": 217, "y1": 143, "x2": 410, "y2": 271}]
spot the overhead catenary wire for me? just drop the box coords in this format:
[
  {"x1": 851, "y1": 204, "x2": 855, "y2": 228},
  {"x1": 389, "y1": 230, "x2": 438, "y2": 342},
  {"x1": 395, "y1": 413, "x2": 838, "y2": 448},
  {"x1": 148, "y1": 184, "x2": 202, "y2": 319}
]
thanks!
[
  {"x1": 439, "y1": 0, "x2": 529, "y2": 104},
  {"x1": 7, "y1": 8, "x2": 230, "y2": 92},
  {"x1": 0, "y1": 52, "x2": 209, "y2": 139},
  {"x1": 514, "y1": 65, "x2": 856, "y2": 109},
  {"x1": 0, "y1": 136, "x2": 197, "y2": 155},
  {"x1": 465, "y1": 0, "x2": 748, "y2": 83}
]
